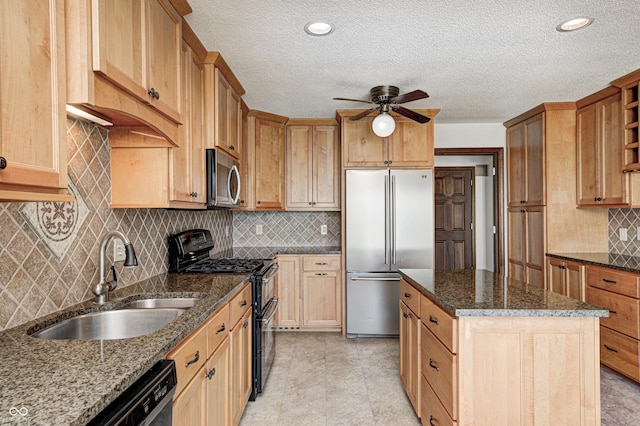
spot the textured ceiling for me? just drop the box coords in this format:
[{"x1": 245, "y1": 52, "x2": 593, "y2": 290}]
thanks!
[{"x1": 185, "y1": 0, "x2": 640, "y2": 123}]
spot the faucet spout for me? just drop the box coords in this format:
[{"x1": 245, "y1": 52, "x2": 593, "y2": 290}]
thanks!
[{"x1": 93, "y1": 230, "x2": 138, "y2": 304}]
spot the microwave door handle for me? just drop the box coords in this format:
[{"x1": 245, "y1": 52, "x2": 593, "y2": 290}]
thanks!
[{"x1": 228, "y1": 165, "x2": 241, "y2": 204}]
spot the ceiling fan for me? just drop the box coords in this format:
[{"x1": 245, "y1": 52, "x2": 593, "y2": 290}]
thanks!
[{"x1": 333, "y1": 85, "x2": 430, "y2": 137}]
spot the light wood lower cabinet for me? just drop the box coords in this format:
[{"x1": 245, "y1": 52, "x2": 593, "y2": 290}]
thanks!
[
  {"x1": 275, "y1": 254, "x2": 342, "y2": 331},
  {"x1": 546, "y1": 257, "x2": 585, "y2": 301},
  {"x1": 230, "y1": 308, "x2": 252, "y2": 426},
  {"x1": 400, "y1": 300, "x2": 420, "y2": 416}
]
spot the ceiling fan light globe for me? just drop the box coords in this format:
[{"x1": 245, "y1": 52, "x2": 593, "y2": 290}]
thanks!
[{"x1": 372, "y1": 112, "x2": 395, "y2": 137}]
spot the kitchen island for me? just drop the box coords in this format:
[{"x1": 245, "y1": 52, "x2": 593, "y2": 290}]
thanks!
[{"x1": 399, "y1": 269, "x2": 608, "y2": 426}]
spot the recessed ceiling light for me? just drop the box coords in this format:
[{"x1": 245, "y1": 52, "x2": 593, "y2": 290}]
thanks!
[
  {"x1": 304, "y1": 22, "x2": 334, "y2": 36},
  {"x1": 556, "y1": 17, "x2": 593, "y2": 32}
]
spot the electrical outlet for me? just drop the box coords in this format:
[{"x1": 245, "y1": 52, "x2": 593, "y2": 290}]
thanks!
[
  {"x1": 256, "y1": 224, "x2": 263, "y2": 235},
  {"x1": 620, "y1": 228, "x2": 628, "y2": 241},
  {"x1": 320, "y1": 224, "x2": 327, "y2": 235},
  {"x1": 113, "y1": 239, "x2": 126, "y2": 262}
]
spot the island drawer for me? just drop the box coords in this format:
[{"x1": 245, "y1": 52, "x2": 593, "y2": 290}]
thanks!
[
  {"x1": 302, "y1": 255, "x2": 340, "y2": 271},
  {"x1": 600, "y1": 326, "x2": 640, "y2": 382},
  {"x1": 586, "y1": 286, "x2": 639, "y2": 339},
  {"x1": 230, "y1": 283, "x2": 252, "y2": 327},
  {"x1": 421, "y1": 323, "x2": 457, "y2": 420},
  {"x1": 421, "y1": 376, "x2": 457, "y2": 426},
  {"x1": 206, "y1": 304, "x2": 230, "y2": 357},
  {"x1": 421, "y1": 295, "x2": 457, "y2": 353},
  {"x1": 586, "y1": 265, "x2": 640, "y2": 298},
  {"x1": 401, "y1": 279, "x2": 421, "y2": 316},
  {"x1": 166, "y1": 324, "x2": 207, "y2": 397}
]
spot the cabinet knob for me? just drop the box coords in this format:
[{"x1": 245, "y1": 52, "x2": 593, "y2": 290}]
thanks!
[
  {"x1": 229, "y1": 145, "x2": 235, "y2": 150},
  {"x1": 190, "y1": 192, "x2": 198, "y2": 197},
  {"x1": 384, "y1": 160, "x2": 389, "y2": 164},
  {"x1": 147, "y1": 88, "x2": 160, "y2": 100},
  {"x1": 595, "y1": 197, "x2": 602, "y2": 202},
  {"x1": 257, "y1": 201, "x2": 261, "y2": 205},
  {"x1": 206, "y1": 368, "x2": 216, "y2": 380},
  {"x1": 309, "y1": 202, "x2": 313, "y2": 205},
  {"x1": 0, "y1": 156, "x2": 6, "y2": 169},
  {"x1": 520, "y1": 209, "x2": 526, "y2": 213},
  {"x1": 240, "y1": 200, "x2": 245, "y2": 205},
  {"x1": 520, "y1": 200, "x2": 525, "y2": 204}
]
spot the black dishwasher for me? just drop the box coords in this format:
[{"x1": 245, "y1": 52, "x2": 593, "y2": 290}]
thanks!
[{"x1": 87, "y1": 359, "x2": 177, "y2": 426}]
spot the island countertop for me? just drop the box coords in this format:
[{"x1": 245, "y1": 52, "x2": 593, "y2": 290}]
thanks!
[
  {"x1": 0, "y1": 272, "x2": 250, "y2": 426},
  {"x1": 400, "y1": 268, "x2": 609, "y2": 317}
]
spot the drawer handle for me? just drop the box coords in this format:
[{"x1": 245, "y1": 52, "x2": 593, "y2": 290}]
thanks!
[
  {"x1": 185, "y1": 350, "x2": 200, "y2": 368},
  {"x1": 315, "y1": 262, "x2": 329, "y2": 265},
  {"x1": 240, "y1": 300, "x2": 248, "y2": 307},
  {"x1": 216, "y1": 323, "x2": 226, "y2": 334},
  {"x1": 243, "y1": 321, "x2": 249, "y2": 329},
  {"x1": 429, "y1": 415, "x2": 437, "y2": 426},
  {"x1": 205, "y1": 368, "x2": 216, "y2": 380},
  {"x1": 315, "y1": 273, "x2": 328, "y2": 276},
  {"x1": 603, "y1": 278, "x2": 617, "y2": 284},
  {"x1": 609, "y1": 310, "x2": 618, "y2": 315},
  {"x1": 404, "y1": 293, "x2": 411, "y2": 298},
  {"x1": 429, "y1": 358, "x2": 440, "y2": 371},
  {"x1": 428, "y1": 315, "x2": 439, "y2": 325},
  {"x1": 604, "y1": 344, "x2": 619, "y2": 353}
]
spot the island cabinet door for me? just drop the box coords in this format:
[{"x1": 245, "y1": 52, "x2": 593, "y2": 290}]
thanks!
[{"x1": 456, "y1": 316, "x2": 600, "y2": 426}]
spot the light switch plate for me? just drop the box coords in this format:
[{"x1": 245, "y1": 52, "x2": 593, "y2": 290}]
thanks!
[
  {"x1": 320, "y1": 224, "x2": 327, "y2": 235},
  {"x1": 620, "y1": 228, "x2": 628, "y2": 241},
  {"x1": 256, "y1": 224, "x2": 263, "y2": 235},
  {"x1": 113, "y1": 239, "x2": 126, "y2": 262}
]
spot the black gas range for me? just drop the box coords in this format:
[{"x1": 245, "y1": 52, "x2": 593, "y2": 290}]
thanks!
[{"x1": 167, "y1": 229, "x2": 279, "y2": 400}]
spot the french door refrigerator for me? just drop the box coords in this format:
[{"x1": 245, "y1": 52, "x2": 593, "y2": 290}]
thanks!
[{"x1": 346, "y1": 169, "x2": 434, "y2": 337}]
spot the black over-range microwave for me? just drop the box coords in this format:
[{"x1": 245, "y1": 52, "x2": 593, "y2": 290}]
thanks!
[{"x1": 206, "y1": 149, "x2": 241, "y2": 209}]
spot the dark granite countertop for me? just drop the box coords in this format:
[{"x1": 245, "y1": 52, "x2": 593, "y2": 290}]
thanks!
[
  {"x1": 547, "y1": 252, "x2": 640, "y2": 274},
  {"x1": 232, "y1": 246, "x2": 342, "y2": 258},
  {"x1": 400, "y1": 269, "x2": 608, "y2": 318},
  {"x1": 0, "y1": 272, "x2": 250, "y2": 426}
]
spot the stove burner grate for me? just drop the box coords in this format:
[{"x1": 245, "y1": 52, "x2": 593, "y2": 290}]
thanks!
[{"x1": 184, "y1": 258, "x2": 264, "y2": 273}]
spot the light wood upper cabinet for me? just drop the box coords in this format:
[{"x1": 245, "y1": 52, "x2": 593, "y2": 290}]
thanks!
[
  {"x1": 246, "y1": 110, "x2": 288, "y2": 210},
  {"x1": 577, "y1": 88, "x2": 626, "y2": 207},
  {"x1": 0, "y1": 0, "x2": 72, "y2": 202},
  {"x1": 285, "y1": 120, "x2": 340, "y2": 210},
  {"x1": 338, "y1": 109, "x2": 439, "y2": 168},
  {"x1": 92, "y1": 0, "x2": 182, "y2": 122},
  {"x1": 211, "y1": 69, "x2": 242, "y2": 159},
  {"x1": 506, "y1": 113, "x2": 544, "y2": 207}
]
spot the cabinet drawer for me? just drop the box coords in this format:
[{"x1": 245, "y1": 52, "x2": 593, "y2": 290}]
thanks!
[
  {"x1": 421, "y1": 323, "x2": 457, "y2": 420},
  {"x1": 586, "y1": 265, "x2": 640, "y2": 298},
  {"x1": 229, "y1": 283, "x2": 252, "y2": 327},
  {"x1": 600, "y1": 326, "x2": 640, "y2": 382},
  {"x1": 586, "y1": 286, "x2": 640, "y2": 339},
  {"x1": 167, "y1": 325, "x2": 207, "y2": 397},
  {"x1": 421, "y1": 376, "x2": 457, "y2": 426},
  {"x1": 302, "y1": 255, "x2": 340, "y2": 271},
  {"x1": 421, "y1": 295, "x2": 457, "y2": 353},
  {"x1": 206, "y1": 304, "x2": 230, "y2": 357},
  {"x1": 401, "y1": 279, "x2": 421, "y2": 316}
]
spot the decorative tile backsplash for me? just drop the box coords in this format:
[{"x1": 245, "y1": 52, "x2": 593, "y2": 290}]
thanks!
[
  {"x1": 233, "y1": 211, "x2": 341, "y2": 247},
  {"x1": 609, "y1": 209, "x2": 640, "y2": 256},
  {"x1": 0, "y1": 118, "x2": 232, "y2": 331}
]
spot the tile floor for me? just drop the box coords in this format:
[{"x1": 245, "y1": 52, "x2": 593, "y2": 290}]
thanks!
[{"x1": 239, "y1": 332, "x2": 640, "y2": 426}]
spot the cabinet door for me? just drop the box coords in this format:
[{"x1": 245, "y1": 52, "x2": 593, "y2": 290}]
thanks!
[
  {"x1": 285, "y1": 125, "x2": 313, "y2": 209},
  {"x1": 388, "y1": 119, "x2": 434, "y2": 167},
  {"x1": 229, "y1": 88, "x2": 242, "y2": 158},
  {"x1": 205, "y1": 338, "x2": 230, "y2": 426},
  {"x1": 577, "y1": 103, "x2": 599, "y2": 205},
  {"x1": 547, "y1": 257, "x2": 566, "y2": 295},
  {"x1": 173, "y1": 365, "x2": 206, "y2": 426},
  {"x1": 275, "y1": 256, "x2": 300, "y2": 327},
  {"x1": 507, "y1": 123, "x2": 526, "y2": 206},
  {"x1": 599, "y1": 93, "x2": 625, "y2": 205},
  {"x1": 189, "y1": 51, "x2": 206, "y2": 203},
  {"x1": 171, "y1": 42, "x2": 192, "y2": 202},
  {"x1": 525, "y1": 114, "x2": 544, "y2": 206},
  {"x1": 254, "y1": 118, "x2": 285, "y2": 209},
  {"x1": 565, "y1": 260, "x2": 584, "y2": 301},
  {"x1": 525, "y1": 207, "x2": 545, "y2": 288},
  {"x1": 230, "y1": 309, "x2": 251, "y2": 426},
  {"x1": 399, "y1": 301, "x2": 420, "y2": 414},
  {"x1": 342, "y1": 117, "x2": 386, "y2": 166},
  {"x1": 0, "y1": 0, "x2": 68, "y2": 193},
  {"x1": 313, "y1": 125, "x2": 341, "y2": 209},
  {"x1": 507, "y1": 208, "x2": 526, "y2": 282},
  {"x1": 302, "y1": 270, "x2": 341, "y2": 327}
]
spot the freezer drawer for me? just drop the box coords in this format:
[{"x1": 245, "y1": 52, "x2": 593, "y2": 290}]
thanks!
[{"x1": 346, "y1": 272, "x2": 401, "y2": 337}]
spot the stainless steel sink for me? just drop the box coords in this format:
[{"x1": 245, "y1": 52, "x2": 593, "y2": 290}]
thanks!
[
  {"x1": 30, "y1": 309, "x2": 184, "y2": 340},
  {"x1": 118, "y1": 297, "x2": 202, "y2": 310}
]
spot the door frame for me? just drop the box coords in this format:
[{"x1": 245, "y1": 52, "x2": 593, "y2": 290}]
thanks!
[{"x1": 435, "y1": 148, "x2": 505, "y2": 274}]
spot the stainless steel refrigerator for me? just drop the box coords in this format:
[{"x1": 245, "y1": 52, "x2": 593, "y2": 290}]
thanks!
[{"x1": 346, "y1": 169, "x2": 434, "y2": 337}]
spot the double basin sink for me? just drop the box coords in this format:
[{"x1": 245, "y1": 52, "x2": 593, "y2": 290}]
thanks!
[{"x1": 30, "y1": 297, "x2": 203, "y2": 341}]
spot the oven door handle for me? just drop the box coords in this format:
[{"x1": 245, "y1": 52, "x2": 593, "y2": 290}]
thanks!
[
  {"x1": 260, "y1": 297, "x2": 280, "y2": 324},
  {"x1": 262, "y1": 264, "x2": 279, "y2": 283}
]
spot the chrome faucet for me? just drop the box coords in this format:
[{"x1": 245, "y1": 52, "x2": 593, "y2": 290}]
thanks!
[{"x1": 93, "y1": 230, "x2": 138, "y2": 304}]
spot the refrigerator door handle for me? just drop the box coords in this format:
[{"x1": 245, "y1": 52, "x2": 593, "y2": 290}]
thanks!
[
  {"x1": 384, "y1": 174, "x2": 390, "y2": 265},
  {"x1": 391, "y1": 174, "x2": 397, "y2": 264},
  {"x1": 350, "y1": 276, "x2": 401, "y2": 281}
]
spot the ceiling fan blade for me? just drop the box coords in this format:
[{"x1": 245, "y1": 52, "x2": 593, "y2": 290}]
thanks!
[
  {"x1": 348, "y1": 108, "x2": 378, "y2": 121},
  {"x1": 333, "y1": 97, "x2": 375, "y2": 104},
  {"x1": 392, "y1": 106, "x2": 431, "y2": 123},
  {"x1": 392, "y1": 89, "x2": 429, "y2": 104}
]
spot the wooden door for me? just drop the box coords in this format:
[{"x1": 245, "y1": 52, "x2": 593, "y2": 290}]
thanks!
[
  {"x1": 524, "y1": 114, "x2": 545, "y2": 206},
  {"x1": 254, "y1": 118, "x2": 285, "y2": 209},
  {"x1": 0, "y1": 0, "x2": 68, "y2": 191},
  {"x1": 388, "y1": 119, "x2": 434, "y2": 167},
  {"x1": 302, "y1": 270, "x2": 341, "y2": 327},
  {"x1": 342, "y1": 117, "x2": 386, "y2": 166},
  {"x1": 173, "y1": 365, "x2": 206, "y2": 426},
  {"x1": 599, "y1": 93, "x2": 625, "y2": 205},
  {"x1": 577, "y1": 103, "x2": 600, "y2": 205},
  {"x1": 285, "y1": 125, "x2": 313, "y2": 209},
  {"x1": 434, "y1": 168, "x2": 474, "y2": 270},
  {"x1": 525, "y1": 206, "x2": 545, "y2": 288},
  {"x1": 565, "y1": 260, "x2": 584, "y2": 301},
  {"x1": 275, "y1": 256, "x2": 300, "y2": 327},
  {"x1": 312, "y1": 125, "x2": 340, "y2": 209},
  {"x1": 145, "y1": 0, "x2": 181, "y2": 121},
  {"x1": 507, "y1": 208, "x2": 526, "y2": 282},
  {"x1": 507, "y1": 123, "x2": 526, "y2": 206},
  {"x1": 547, "y1": 257, "x2": 566, "y2": 295},
  {"x1": 204, "y1": 338, "x2": 229, "y2": 426}
]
